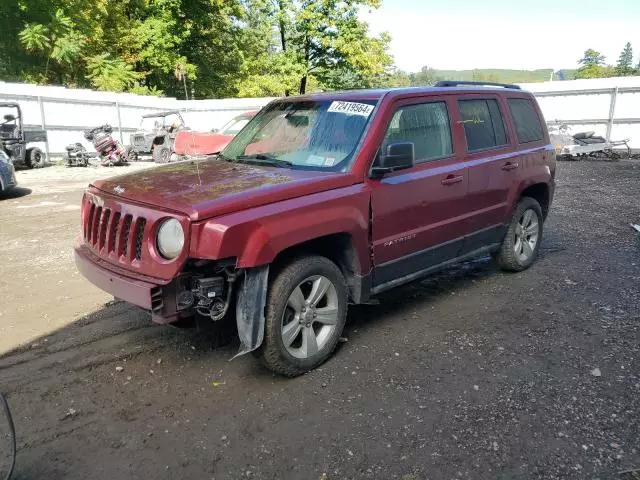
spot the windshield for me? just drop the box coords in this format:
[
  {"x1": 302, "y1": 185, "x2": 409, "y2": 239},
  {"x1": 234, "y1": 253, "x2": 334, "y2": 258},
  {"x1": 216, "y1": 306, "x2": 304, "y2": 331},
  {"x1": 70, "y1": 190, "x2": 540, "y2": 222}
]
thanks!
[
  {"x1": 220, "y1": 117, "x2": 251, "y2": 135},
  {"x1": 139, "y1": 113, "x2": 181, "y2": 131},
  {"x1": 140, "y1": 117, "x2": 162, "y2": 131},
  {"x1": 221, "y1": 99, "x2": 376, "y2": 171}
]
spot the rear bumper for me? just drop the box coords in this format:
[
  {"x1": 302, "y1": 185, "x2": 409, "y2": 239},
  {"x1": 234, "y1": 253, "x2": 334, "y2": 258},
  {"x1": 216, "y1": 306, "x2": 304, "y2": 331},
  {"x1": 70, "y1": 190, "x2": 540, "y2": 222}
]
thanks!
[{"x1": 74, "y1": 244, "x2": 157, "y2": 309}]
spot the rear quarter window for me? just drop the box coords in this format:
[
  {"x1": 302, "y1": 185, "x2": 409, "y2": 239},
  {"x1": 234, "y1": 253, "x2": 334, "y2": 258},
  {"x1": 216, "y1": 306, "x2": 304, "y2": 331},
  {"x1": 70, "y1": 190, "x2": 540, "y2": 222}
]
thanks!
[{"x1": 508, "y1": 98, "x2": 544, "y2": 143}]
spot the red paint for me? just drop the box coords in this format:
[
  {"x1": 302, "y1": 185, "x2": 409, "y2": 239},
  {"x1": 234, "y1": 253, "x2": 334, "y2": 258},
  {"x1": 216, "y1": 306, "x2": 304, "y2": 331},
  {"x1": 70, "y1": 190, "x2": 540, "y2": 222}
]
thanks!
[
  {"x1": 76, "y1": 86, "x2": 555, "y2": 319},
  {"x1": 173, "y1": 111, "x2": 256, "y2": 156}
]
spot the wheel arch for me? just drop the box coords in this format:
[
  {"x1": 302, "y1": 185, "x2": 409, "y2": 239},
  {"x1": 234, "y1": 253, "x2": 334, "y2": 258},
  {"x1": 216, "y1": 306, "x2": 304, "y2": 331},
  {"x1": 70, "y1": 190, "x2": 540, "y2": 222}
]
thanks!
[
  {"x1": 520, "y1": 182, "x2": 550, "y2": 219},
  {"x1": 269, "y1": 232, "x2": 363, "y2": 299}
]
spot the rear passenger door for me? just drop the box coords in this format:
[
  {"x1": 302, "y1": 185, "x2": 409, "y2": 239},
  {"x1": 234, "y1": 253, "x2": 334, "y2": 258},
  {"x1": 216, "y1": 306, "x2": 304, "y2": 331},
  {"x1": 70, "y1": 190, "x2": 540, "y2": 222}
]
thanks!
[
  {"x1": 456, "y1": 95, "x2": 518, "y2": 254},
  {"x1": 369, "y1": 97, "x2": 472, "y2": 289}
]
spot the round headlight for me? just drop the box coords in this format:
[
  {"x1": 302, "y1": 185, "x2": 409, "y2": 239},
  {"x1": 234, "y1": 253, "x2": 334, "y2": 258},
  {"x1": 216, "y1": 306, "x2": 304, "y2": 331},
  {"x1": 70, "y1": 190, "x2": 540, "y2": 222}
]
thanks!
[{"x1": 156, "y1": 218, "x2": 184, "y2": 259}]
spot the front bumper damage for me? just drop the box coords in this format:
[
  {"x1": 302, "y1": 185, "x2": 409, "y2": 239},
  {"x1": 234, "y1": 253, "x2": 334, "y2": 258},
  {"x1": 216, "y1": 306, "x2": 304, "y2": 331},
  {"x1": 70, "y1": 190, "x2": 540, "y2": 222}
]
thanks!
[
  {"x1": 75, "y1": 243, "x2": 269, "y2": 357},
  {"x1": 74, "y1": 244, "x2": 186, "y2": 324}
]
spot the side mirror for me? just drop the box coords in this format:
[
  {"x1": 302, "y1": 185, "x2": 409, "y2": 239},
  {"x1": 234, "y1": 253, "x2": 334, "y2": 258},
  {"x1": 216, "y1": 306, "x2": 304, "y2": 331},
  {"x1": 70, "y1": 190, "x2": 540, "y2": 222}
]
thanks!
[{"x1": 371, "y1": 142, "x2": 415, "y2": 178}]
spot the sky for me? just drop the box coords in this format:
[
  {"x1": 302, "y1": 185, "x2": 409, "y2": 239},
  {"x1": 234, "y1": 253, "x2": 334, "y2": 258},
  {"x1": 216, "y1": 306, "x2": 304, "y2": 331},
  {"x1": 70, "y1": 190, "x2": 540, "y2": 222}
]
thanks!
[{"x1": 362, "y1": 0, "x2": 639, "y2": 72}]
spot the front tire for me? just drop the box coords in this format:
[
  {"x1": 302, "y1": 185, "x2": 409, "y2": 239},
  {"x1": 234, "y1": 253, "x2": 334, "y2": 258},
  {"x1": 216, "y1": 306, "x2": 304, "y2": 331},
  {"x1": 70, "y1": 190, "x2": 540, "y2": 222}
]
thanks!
[
  {"x1": 260, "y1": 256, "x2": 348, "y2": 377},
  {"x1": 494, "y1": 197, "x2": 544, "y2": 272}
]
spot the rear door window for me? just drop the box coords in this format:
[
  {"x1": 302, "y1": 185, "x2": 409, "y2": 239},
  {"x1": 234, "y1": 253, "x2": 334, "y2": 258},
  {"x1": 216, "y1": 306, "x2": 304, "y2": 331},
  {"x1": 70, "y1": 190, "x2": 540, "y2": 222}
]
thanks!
[
  {"x1": 508, "y1": 98, "x2": 544, "y2": 143},
  {"x1": 458, "y1": 99, "x2": 507, "y2": 152},
  {"x1": 382, "y1": 101, "x2": 453, "y2": 163}
]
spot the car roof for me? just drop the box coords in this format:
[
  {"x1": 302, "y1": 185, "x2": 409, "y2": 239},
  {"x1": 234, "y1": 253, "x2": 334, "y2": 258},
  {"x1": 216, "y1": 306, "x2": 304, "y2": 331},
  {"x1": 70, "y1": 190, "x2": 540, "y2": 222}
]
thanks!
[{"x1": 290, "y1": 83, "x2": 527, "y2": 103}]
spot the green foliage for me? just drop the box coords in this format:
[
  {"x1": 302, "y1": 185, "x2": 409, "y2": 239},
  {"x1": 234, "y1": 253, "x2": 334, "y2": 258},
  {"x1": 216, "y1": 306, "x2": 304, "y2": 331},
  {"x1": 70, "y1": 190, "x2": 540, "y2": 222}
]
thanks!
[
  {"x1": 580, "y1": 49, "x2": 606, "y2": 66},
  {"x1": 2, "y1": 0, "x2": 393, "y2": 98},
  {"x1": 7, "y1": 1, "x2": 631, "y2": 99},
  {"x1": 616, "y1": 42, "x2": 635, "y2": 76},
  {"x1": 409, "y1": 66, "x2": 441, "y2": 86},
  {"x1": 19, "y1": 24, "x2": 50, "y2": 52},
  {"x1": 128, "y1": 83, "x2": 164, "y2": 97},
  {"x1": 86, "y1": 53, "x2": 144, "y2": 92},
  {"x1": 432, "y1": 69, "x2": 554, "y2": 84},
  {"x1": 575, "y1": 49, "x2": 609, "y2": 79}
]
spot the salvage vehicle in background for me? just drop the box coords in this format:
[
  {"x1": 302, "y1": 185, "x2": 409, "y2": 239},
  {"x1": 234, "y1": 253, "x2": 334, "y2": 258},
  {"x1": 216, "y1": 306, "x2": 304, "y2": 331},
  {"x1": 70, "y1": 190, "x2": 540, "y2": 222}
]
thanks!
[
  {"x1": 74, "y1": 81, "x2": 555, "y2": 376},
  {"x1": 172, "y1": 111, "x2": 256, "y2": 160},
  {"x1": 85, "y1": 124, "x2": 137, "y2": 166},
  {"x1": 548, "y1": 123, "x2": 631, "y2": 160},
  {"x1": 129, "y1": 111, "x2": 186, "y2": 163},
  {"x1": 0, "y1": 150, "x2": 18, "y2": 193},
  {"x1": 0, "y1": 103, "x2": 46, "y2": 169}
]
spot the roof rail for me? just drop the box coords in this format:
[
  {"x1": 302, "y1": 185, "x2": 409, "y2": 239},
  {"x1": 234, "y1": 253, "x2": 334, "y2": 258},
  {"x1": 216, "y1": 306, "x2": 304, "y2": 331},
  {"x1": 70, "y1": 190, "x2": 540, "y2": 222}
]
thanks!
[{"x1": 435, "y1": 80, "x2": 521, "y2": 90}]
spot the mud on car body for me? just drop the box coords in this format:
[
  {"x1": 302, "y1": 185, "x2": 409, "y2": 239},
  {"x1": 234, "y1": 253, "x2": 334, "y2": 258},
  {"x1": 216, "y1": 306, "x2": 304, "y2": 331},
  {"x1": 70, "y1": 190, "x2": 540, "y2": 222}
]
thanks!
[{"x1": 75, "y1": 81, "x2": 555, "y2": 376}]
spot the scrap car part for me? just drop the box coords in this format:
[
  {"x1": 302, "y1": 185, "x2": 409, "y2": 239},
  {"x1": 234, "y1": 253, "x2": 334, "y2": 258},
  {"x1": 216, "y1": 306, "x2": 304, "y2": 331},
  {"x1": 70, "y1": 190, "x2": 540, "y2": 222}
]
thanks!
[
  {"x1": 193, "y1": 268, "x2": 238, "y2": 322},
  {"x1": 234, "y1": 265, "x2": 269, "y2": 358}
]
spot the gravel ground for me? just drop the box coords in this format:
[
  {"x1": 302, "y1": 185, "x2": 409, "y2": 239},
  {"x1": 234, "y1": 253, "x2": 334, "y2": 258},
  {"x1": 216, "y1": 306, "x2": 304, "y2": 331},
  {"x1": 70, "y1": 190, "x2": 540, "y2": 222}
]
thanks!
[{"x1": 0, "y1": 159, "x2": 639, "y2": 480}]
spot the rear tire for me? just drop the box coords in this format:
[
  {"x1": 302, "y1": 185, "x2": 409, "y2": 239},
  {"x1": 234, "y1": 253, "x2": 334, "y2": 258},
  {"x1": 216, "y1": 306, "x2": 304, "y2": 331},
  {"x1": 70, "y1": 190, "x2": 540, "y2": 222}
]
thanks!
[
  {"x1": 494, "y1": 197, "x2": 544, "y2": 272},
  {"x1": 27, "y1": 147, "x2": 45, "y2": 168},
  {"x1": 259, "y1": 256, "x2": 348, "y2": 377}
]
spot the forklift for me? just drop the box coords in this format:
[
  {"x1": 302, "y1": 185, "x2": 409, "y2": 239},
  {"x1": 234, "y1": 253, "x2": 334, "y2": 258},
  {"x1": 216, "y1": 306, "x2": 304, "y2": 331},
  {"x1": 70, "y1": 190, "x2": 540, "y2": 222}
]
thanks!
[{"x1": 0, "y1": 103, "x2": 47, "y2": 169}]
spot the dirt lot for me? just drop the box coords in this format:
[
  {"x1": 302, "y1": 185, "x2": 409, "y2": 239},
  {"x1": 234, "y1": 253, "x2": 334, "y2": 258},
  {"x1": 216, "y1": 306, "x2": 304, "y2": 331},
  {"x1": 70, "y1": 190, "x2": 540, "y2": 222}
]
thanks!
[{"x1": 1, "y1": 159, "x2": 639, "y2": 480}]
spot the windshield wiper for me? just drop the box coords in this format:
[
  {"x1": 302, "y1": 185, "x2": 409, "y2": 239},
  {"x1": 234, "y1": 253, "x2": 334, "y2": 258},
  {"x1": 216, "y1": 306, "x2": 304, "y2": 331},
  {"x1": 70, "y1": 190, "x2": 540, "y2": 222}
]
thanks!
[{"x1": 236, "y1": 154, "x2": 293, "y2": 168}]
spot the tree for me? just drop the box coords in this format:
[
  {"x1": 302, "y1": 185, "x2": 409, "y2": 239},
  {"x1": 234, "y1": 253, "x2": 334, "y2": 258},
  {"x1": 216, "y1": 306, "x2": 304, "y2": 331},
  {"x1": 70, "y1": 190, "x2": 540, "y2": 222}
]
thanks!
[
  {"x1": 616, "y1": 42, "x2": 634, "y2": 76},
  {"x1": 575, "y1": 49, "x2": 609, "y2": 79},
  {"x1": 3, "y1": 0, "x2": 394, "y2": 98},
  {"x1": 232, "y1": 0, "x2": 393, "y2": 96},
  {"x1": 375, "y1": 68, "x2": 411, "y2": 88},
  {"x1": 287, "y1": 0, "x2": 393, "y2": 94},
  {"x1": 86, "y1": 54, "x2": 143, "y2": 92},
  {"x1": 18, "y1": 9, "x2": 84, "y2": 83},
  {"x1": 409, "y1": 66, "x2": 441, "y2": 86}
]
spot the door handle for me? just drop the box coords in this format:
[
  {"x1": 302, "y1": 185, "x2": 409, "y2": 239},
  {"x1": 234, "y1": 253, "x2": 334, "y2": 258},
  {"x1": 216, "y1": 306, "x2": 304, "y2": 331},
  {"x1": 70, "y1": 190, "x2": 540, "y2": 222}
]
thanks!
[
  {"x1": 441, "y1": 175, "x2": 463, "y2": 186},
  {"x1": 501, "y1": 162, "x2": 519, "y2": 171}
]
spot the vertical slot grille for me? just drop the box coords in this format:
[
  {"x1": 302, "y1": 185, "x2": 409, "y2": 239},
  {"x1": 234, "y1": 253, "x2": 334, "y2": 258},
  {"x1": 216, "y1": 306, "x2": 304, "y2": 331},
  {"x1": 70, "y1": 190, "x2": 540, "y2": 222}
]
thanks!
[
  {"x1": 108, "y1": 212, "x2": 121, "y2": 254},
  {"x1": 91, "y1": 206, "x2": 102, "y2": 246},
  {"x1": 82, "y1": 197, "x2": 149, "y2": 266},
  {"x1": 121, "y1": 215, "x2": 132, "y2": 258},
  {"x1": 134, "y1": 218, "x2": 146, "y2": 261},
  {"x1": 85, "y1": 203, "x2": 95, "y2": 241},
  {"x1": 98, "y1": 209, "x2": 110, "y2": 250}
]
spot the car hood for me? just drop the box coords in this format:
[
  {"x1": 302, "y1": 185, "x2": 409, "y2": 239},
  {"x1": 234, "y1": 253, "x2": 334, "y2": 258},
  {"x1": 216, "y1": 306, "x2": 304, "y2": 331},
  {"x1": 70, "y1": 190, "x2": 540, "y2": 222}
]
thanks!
[{"x1": 92, "y1": 160, "x2": 356, "y2": 221}]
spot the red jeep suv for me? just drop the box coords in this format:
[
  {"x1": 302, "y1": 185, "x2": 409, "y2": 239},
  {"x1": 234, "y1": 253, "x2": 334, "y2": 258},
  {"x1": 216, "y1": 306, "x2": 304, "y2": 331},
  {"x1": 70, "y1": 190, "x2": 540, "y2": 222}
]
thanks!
[{"x1": 75, "y1": 81, "x2": 555, "y2": 376}]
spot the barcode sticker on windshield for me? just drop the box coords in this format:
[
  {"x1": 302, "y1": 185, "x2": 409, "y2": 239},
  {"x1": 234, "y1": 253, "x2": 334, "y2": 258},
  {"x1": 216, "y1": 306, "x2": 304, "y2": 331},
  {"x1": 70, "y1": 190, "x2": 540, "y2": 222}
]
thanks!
[{"x1": 327, "y1": 101, "x2": 374, "y2": 117}]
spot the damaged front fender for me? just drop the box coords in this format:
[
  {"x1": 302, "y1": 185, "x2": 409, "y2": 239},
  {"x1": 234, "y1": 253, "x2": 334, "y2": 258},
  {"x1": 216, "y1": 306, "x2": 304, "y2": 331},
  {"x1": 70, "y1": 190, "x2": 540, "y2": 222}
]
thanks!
[{"x1": 233, "y1": 265, "x2": 269, "y2": 359}]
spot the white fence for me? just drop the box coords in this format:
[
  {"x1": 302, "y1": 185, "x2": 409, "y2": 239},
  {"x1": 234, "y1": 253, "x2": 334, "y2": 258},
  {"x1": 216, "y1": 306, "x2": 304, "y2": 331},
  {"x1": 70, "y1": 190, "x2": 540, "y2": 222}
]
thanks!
[
  {"x1": 0, "y1": 82, "x2": 273, "y2": 157},
  {"x1": 520, "y1": 76, "x2": 640, "y2": 149},
  {"x1": 1, "y1": 76, "x2": 640, "y2": 158}
]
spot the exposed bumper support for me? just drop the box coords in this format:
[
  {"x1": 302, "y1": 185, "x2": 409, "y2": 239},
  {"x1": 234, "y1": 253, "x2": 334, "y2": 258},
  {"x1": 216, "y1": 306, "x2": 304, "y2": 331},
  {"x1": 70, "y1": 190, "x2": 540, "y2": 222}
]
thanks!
[{"x1": 75, "y1": 245, "x2": 158, "y2": 309}]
